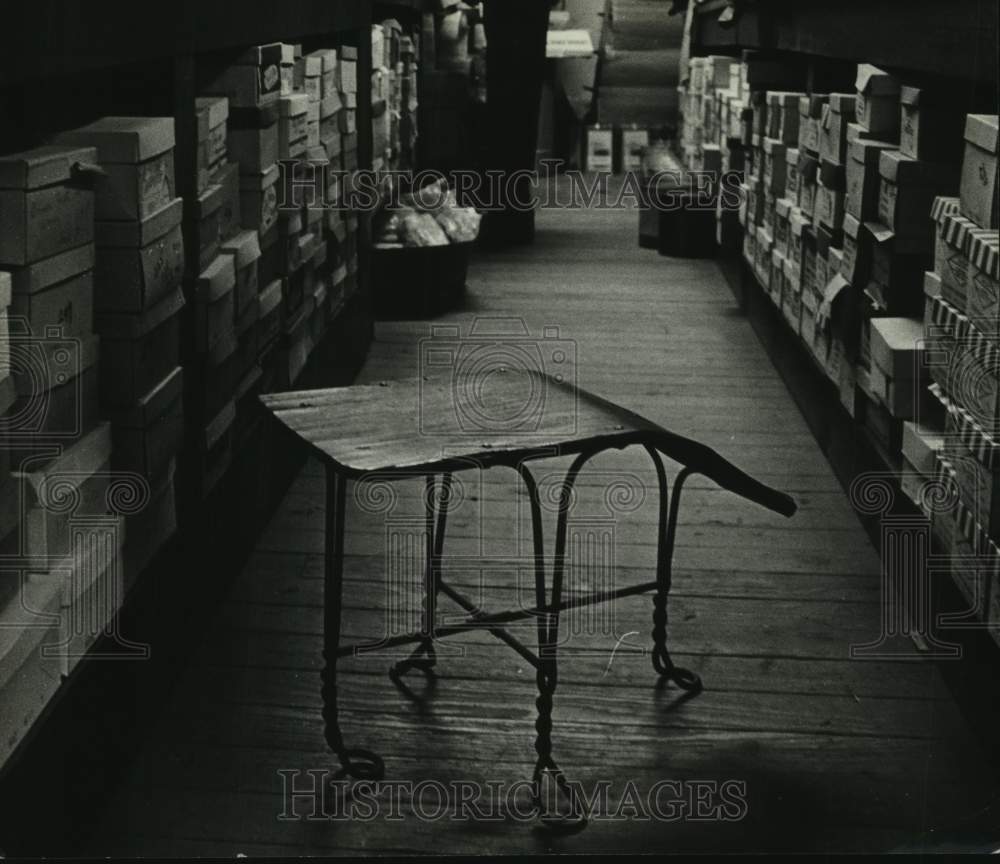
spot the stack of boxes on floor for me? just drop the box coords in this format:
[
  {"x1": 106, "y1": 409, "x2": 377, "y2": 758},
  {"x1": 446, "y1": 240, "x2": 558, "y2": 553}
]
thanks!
[
  {"x1": 51, "y1": 118, "x2": 186, "y2": 591},
  {"x1": 186, "y1": 66, "x2": 248, "y2": 499},
  {"x1": 204, "y1": 41, "x2": 344, "y2": 454},
  {"x1": 336, "y1": 45, "x2": 361, "y2": 310},
  {"x1": 0, "y1": 142, "x2": 120, "y2": 762},
  {"x1": 672, "y1": 56, "x2": 748, "y2": 253},
  {"x1": 683, "y1": 53, "x2": 1000, "y2": 628},
  {"x1": 0, "y1": 35, "x2": 375, "y2": 764},
  {"x1": 220, "y1": 43, "x2": 282, "y2": 429},
  {"x1": 923, "y1": 113, "x2": 1000, "y2": 634},
  {"x1": 421, "y1": 3, "x2": 484, "y2": 170},
  {"x1": 372, "y1": 20, "x2": 405, "y2": 172}
]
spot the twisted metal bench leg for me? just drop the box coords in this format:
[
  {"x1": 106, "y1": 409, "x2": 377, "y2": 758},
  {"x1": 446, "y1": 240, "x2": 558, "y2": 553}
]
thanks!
[
  {"x1": 647, "y1": 450, "x2": 703, "y2": 694},
  {"x1": 323, "y1": 466, "x2": 385, "y2": 781},
  {"x1": 517, "y1": 460, "x2": 588, "y2": 832},
  {"x1": 390, "y1": 473, "x2": 453, "y2": 682}
]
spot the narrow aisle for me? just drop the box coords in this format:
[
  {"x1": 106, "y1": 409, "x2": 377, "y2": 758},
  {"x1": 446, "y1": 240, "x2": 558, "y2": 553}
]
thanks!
[{"x1": 85, "y1": 180, "x2": 997, "y2": 856}]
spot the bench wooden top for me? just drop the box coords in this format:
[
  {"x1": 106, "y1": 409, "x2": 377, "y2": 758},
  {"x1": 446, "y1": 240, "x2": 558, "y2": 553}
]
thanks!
[{"x1": 261, "y1": 371, "x2": 796, "y2": 517}]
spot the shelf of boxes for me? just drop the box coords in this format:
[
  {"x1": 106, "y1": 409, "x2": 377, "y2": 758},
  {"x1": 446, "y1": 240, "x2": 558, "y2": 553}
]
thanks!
[
  {"x1": 679, "y1": 47, "x2": 999, "y2": 641},
  {"x1": 0, "y1": 144, "x2": 133, "y2": 762},
  {"x1": 0, "y1": 6, "x2": 376, "y2": 774},
  {"x1": 372, "y1": 18, "x2": 421, "y2": 173}
]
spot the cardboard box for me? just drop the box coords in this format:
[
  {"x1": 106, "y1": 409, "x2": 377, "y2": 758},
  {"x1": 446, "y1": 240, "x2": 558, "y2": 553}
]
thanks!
[
  {"x1": 0, "y1": 146, "x2": 97, "y2": 266},
  {"x1": 216, "y1": 162, "x2": 241, "y2": 244},
  {"x1": 195, "y1": 255, "x2": 236, "y2": 352},
  {"x1": 300, "y1": 53, "x2": 322, "y2": 102},
  {"x1": 924, "y1": 269, "x2": 943, "y2": 322},
  {"x1": 815, "y1": 175, "x2": 845, "y2": 233},
  {"x1": 206, "y1": 47, "x2": 282, "y2": 107},
  {"x1": 951, "y1": 427, "x2": 1000, "y2": 541},
  {"x1": 855, "y1": 65, "x2": 900, "y2": 138},
  {"x1": 228, "y1": 123, "x2": 278, "y2": 176},
  {"x1": 774, "y1": 197, "x2": 793, "y2": 258},
  {"x1": 53, "y1": 117, "x2": 176, "y2": 223},
  {"x1": 841, "y1": 213, "x2": 871, "y2": 287},
  {"x1": 797, "y1": 152, "x2": 819, "y2": 219},
  {"x1": 947, "y1": 317, "x2": 1000, "y2": 435},
  {"x1": 584, "y1": 126, "x2": 613, "y2": 172},
  {"x1": 239, "y1": 165, "x2": 279, "y2": 235},
  {"x1": 220, "y1": 230, "x2": 262, "y2": 321},
  {"x1": 935, "y1": 211, "x2": 988, "y2": 312},
  {"x1": 257, "y1": 278, "x2": 283, "y2": 349},
  {"x1": 846, "y1": 137, "x2": 898, "y2": 221},
  {"x1": 196, "y1": 96, "x2": 229, "y2": 193},
  {"x1": 868, "y1": 361, "x2": 926, "y2": 419},
  {"x1": 926, "y1": 296, "x2": 968, "y2": 399},
  {"x1": 94, "y1": 286, "x2": 183, "y2": 409},
  {"x1": 865, "y1": 221, "x2": 932, "y2": 317},
  {"x1": 338, "y1": 54, "x2": 358, "y2": 95},
  {"x1": 8, "y1": 244, "x2": 94, "y2": 338},
  {"x1": 960, "y1": 114, "x2": 999, "y2": 230},
  {"x1": 784, "y1": 147, "x2": 801, "y2": 201},
  {"x1": 902, "y1": 421, "x2": 944, "y2": 477},
  {"x1": 899, "y1": 86, "x2": 966, "y2": 162},
  {"x1": 789, "y1": 208, "x2": 809, "y2": 271},
  {"x1": 621, "y1": 127, "x2": 650, "y2": 173},
  {"x1": 279, "y1": 94, "x2": 310, "y2": 158},
  {"x1": 878, "y1": 151, "x2": 959, "y2": 252},
  {"x1": 0, "y1": 566, "x2": 62, "y2": 768},
  {"x1": 782, "y1": 254, "x2": 802, "y2": 335},
  {"x1": 107, "y1": 364, "x2": 183, "y2": 479},
  {"x1": 870, "y1": 316, "x2": 925, "y2": 381},
  {"x1": 767, "y1": 92, "x2": 801, "y2": 145},
  {"x1": 966, "y1": 231, "x2": 1000, "y2": 341},
  {"x1": 280, "y1": 43, "x2": 296, "y2": 97},
  {"x1": 742, "y1": 222, "x2": 757, "y2": 267},
  {"x1": 818, "y1": 94, "x2": 857, "y2": 165},
  {"x1": 798, "y1": 95, "x2": 827, "y2": 155},
  {"x1": 763, "y1": 137, "x2": 787, "y2": 195},
  {"x1": 11, "y1": 420, "x2": 111, "y2": 565},
  {"x1": 94, "y1": 197, "x2": 184, "y2": 313}
]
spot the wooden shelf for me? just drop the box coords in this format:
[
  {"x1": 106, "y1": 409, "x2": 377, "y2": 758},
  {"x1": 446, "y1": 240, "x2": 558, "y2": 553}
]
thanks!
[
  {"x1": 692, "y1": 0, "x2": 998, "y2": 87},
  {"x1": 0, "y1": 0, "x2": 369, "y2": 86}
]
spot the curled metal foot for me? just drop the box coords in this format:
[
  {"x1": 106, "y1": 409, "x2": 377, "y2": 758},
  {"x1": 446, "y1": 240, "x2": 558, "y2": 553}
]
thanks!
[
  {"x1": 336, "y1": 748, "x2": 386, "y2": 782},
  {"x1": 530, "y1": 759, "x2": 589, "y2": 833},
  {"x1": 652, "y1": 645, "x2": 703, "y2": 693}
]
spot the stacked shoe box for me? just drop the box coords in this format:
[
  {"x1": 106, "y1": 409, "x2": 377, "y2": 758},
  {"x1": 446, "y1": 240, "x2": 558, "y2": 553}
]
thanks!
[
  {"x1": 924, "y1": 114, "x2": 1000, "y2": 633},
  {"x1": 338, "y1": 44, "x2": 361, "y2": 306},
  {"x1": 52, "y1": 117, "x2": 186, "y2": 590},
  {"x1": 192, "y1": 95, "x2": 242, "y2": 500},
  {"x1": 856, "y1": 68, "x2": 964, "y2": 460},
  {"x1": 0, "y1": 143, "x2": 126, "y2": 721},
  {"x1": 209, "y1": 43, "x2": 282, "y2": 413},
  {"x1": 204, "y1": 49, "x2": 287, "y2": 493},
  {"x1": 399, "y1": 32, "x2": 420, "y2": 171}
]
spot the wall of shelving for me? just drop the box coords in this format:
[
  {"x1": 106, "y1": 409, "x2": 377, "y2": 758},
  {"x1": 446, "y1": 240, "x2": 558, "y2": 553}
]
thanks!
[
  {"x1": 675, "y1": 0, "x2": 1000, "y2": 647},
  {"x1": 0, "y1": 2, "x2": 433, "y2": 841}
]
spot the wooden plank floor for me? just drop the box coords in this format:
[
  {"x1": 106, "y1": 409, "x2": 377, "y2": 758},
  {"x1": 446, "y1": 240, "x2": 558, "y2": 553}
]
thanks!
[{"x1": 82, "y1": 183, "x2": 998, "y2": 855}]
